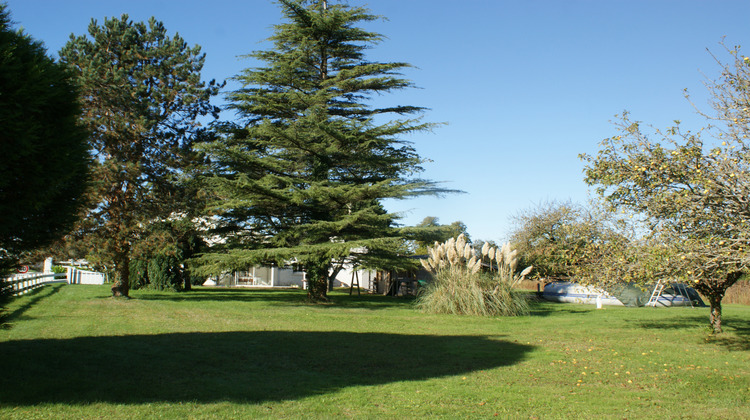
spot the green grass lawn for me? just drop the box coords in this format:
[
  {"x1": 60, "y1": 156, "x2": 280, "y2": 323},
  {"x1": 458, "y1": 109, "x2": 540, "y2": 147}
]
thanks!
[{"x1": 1, "y1": 285, "x2": 748, "y2": 419}]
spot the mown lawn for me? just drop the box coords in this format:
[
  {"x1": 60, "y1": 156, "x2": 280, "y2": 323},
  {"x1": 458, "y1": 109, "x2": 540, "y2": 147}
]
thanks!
[{"x1": 1, "y1": 284, "x2": 748, "y2": 419}]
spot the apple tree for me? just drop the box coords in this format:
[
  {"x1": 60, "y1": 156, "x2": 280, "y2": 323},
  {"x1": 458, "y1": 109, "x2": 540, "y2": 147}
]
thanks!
[{"x1": 581, "y1": 43, "x2": 750, "y2": 333}]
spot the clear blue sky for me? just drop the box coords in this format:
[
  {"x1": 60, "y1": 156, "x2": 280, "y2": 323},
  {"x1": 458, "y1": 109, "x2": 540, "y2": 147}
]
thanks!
[{"x1": 6, "y1": 0, "x2": 749, "y2": 242}]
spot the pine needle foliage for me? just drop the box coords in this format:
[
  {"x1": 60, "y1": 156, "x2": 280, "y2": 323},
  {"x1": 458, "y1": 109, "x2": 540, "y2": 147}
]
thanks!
[
  {"x1": 59, "y1": 15, "x2": 220, "y2": 297},
  {"x1": 197, "y1": 0, "x2": 444, "y2": 301},
  {"x1": 416, "y1": 235, "x2": 532, "y2": 316}
]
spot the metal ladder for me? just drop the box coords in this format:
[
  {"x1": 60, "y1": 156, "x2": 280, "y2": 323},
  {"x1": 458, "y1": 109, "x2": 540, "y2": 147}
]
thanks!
[
  {"x1": 646, "y1": 280, "x2": 666, "y2": 307},
  {"x1": 674, "y1": 283, "x2": 694, "y2": 308}
]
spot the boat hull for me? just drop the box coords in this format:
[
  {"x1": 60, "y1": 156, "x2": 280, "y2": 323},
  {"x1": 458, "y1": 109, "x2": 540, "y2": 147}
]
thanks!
[
  {"x1": 541, "y1": 281, "x2": 701, "y2": 307},
  {"x1": 542, "y1": 282, "x2": 623, "y2": 306}
]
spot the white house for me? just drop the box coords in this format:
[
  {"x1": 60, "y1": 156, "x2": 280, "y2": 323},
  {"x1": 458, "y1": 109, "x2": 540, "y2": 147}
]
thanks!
[{"x1": 203, "y1": 261, "x2": 379, "y2": 291}]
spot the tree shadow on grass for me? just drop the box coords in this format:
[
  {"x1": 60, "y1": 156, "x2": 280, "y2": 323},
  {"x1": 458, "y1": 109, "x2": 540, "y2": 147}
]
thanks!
[
  {"x1": 0, "y1": 283, "x2": 65, "y2": 329},
  {"x1": 634, "y1": 313, "x2": 750, "y2": 351},
  {"x1": 706, "y1": 319, "x2": 750, "y2": 351},
  {"x1": 527, "y1": 299, "x2": 594, "y2": 317},
  {"x1": 136, "y1": 287, "x2": 417, "y2": 310},
  {"x1": 0, "y1": 331, "x2": 532, "y2": 405},
  {"x1": 135, "y1": 287, "x2": 308, "y2": 305},
  {"x1": 325, "y1": 293, "x2": 416, "y2": 310},
  {"x1": 633, "y1": 315, "x2": 709, "y2": 331}
]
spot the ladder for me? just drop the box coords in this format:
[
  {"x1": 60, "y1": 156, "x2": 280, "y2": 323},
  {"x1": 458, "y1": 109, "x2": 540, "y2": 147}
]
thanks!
[
  {"x1": 674, "y1": 283, "x2": 694, "y2": 308},
  {"x1": 646, "y1": 280, "x2": 666, "y2": 307}
]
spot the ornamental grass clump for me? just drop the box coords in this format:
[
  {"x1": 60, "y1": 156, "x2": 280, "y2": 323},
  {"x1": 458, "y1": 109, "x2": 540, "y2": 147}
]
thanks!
[{"x1": 416, "y1": 234, "x2": 532, "y2": 316}]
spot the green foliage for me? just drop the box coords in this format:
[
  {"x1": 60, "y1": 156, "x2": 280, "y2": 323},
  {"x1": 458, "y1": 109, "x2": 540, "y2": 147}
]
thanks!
[
  {"x1": 509, "y1": 200, "x2": 629, "y2": 282},
  {"x1": 580, "y1": 42, "x2": 750, "y2": 333},
  {"x1": 147, "y1": 255, "x2": 182, "y2": 291},
  {"x1": 0, "y1": 4, "x2": 89, "y2": 274},
  {"x1": 197, "y1": 0, "x2": 446, "y2": 301},
  {"x1": 133, "y1": 218, "x2": 207, "y2": 291},
  {"x1": 416, "y1": 235, "x2": 531, "y2": 316},
  {"x1": 59, "y1": 14, "x2": 219, "y2": 297},
  {"x1": 408, "y1": 217, "x2": 469, "y2": 255},
  {"x1": 50, "y1": 266, "x2": 68, "y2": 274},
  {"x1": 130, "y1": 252, "x2": 191, "y2": 291},
  {"x1": 129, "y1": 260, "x2": 149, "y2": 290}
]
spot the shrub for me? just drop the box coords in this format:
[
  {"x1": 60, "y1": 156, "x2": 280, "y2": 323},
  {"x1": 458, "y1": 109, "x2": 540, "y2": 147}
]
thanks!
[
  {"x1": 128, "y1": 255, "x2": 183, "y2": 291},
  {"x1": 147, "y1": 254, "x2": 181, "y2": 291},
  {"x1": 129, "y1": 259, "x2": 149, "y2": 290},
  {"x1": 416, "y1": 235, "x2": 532, "y2": 316},
  {"x1": 50, "y1": 265, "x2": 68, "y2": 274}
]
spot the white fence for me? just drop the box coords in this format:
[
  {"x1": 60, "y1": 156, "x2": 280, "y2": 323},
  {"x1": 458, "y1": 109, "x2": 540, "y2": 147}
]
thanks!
[
  {"x1": 5, "y1": 272, "x2": 68, "y2": 296},
  {"x1": 4, "y1": 267, "x2": 107, "y2": 296},
  {"x1": 66, "y1": 267, "x2": 107, "y2": 285}
]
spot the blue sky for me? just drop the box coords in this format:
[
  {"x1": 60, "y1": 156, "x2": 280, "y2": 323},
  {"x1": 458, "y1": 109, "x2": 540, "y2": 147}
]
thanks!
[{"x1": 6, "y1": 0, "x2": 750, "y2": 242}]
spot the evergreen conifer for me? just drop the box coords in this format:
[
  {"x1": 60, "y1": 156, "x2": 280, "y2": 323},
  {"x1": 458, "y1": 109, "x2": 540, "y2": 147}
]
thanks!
[
  {"x1": 60, "y1": 15, "x2": 220, "y2": 297},
  {"x1": 198, "y1": 0, "x2": 442, "y2": 301}
]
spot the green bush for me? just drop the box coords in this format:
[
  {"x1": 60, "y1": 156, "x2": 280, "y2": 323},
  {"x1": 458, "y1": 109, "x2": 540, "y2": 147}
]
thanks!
[
  {"x1": 129, "y1": 255, "x2": 183, "y2": 291},
  {"x1": 415, "y1": 235, "x2": 531, "y2": 316},
  {"x1": 129, "y1": 259, "x2": 149, "y2": 290},
  {"x1": 147, "y1": 254, "x2": 181, "y2": 291},
  {"x1": 50, "y1": 265, "x2": 67, "y2": 274}
]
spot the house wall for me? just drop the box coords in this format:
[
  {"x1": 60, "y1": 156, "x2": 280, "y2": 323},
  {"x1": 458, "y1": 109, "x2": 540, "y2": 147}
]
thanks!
[
  {"x1": 248, "y1": 266, "x2": 272, "y2": 286},
  {"x1": 333, "y1": 266, "x2": 376, "y2": 291},
  {"x1": 204, "y1": 261, "x2": 423, "y2": 291},
  {"x1": 205, "y1": 266, "x2": 305, "y2": 288},
  {"x1": 274, "y1": 267, "x2": 305, "y2": 287}
]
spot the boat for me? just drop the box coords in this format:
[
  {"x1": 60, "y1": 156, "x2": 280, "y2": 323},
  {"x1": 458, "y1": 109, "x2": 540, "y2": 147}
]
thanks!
[{"x1": 541, "y1": 281, "x2": 705, "y2": 307}]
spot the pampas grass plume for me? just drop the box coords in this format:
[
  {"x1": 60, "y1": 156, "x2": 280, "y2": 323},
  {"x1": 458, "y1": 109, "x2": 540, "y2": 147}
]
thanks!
[
  {"x1": 456, "y1": 234, "x2": 466, "y2": 253},
  {"x1": 463, "y1": 244, "x2": 473, "y2": 260},
  {"x1": 481, "y1": 242, "x2": 490, "y2": 257},
  {"x1": 447, "y1": 246, "x2": 458, "y2": 266}
]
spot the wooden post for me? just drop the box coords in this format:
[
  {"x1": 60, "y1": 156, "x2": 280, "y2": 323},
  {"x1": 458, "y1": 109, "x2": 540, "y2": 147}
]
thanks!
[{"x1": 349, "y1": 270, "x2": 361, "y2": 296}]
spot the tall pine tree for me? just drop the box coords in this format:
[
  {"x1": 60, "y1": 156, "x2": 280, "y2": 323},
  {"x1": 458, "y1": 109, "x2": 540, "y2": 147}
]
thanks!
[
  {"x1": 60, "y1": 16, "x2": 220, "y2": 297},
  {"x1": 198, "y1": 0, "x2": 442, "y2": 301}
]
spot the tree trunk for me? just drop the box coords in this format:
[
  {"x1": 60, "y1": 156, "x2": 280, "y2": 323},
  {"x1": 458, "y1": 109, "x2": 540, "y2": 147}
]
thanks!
[
  {"x1": 706, "y1": 272, "x2": 741, "y2": 334},
  {"x1": 111, "y1": 251, "x2": 131, "y2": 298},
  {"x1": 328, "y1": 261, "x2": 344, "y2": 292},
  {"x1": 305, "y1": 257, "x2": 330, "y2": 302},
  {"x1": 708, "y1": 295, "x2": 722, "y2": 334},
  {"x1": 182, "y1": 264, "x2": 192, "y2": 291},
  {"x1": 308, "y1": 276, "x2": 328, "y2": 302}
]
